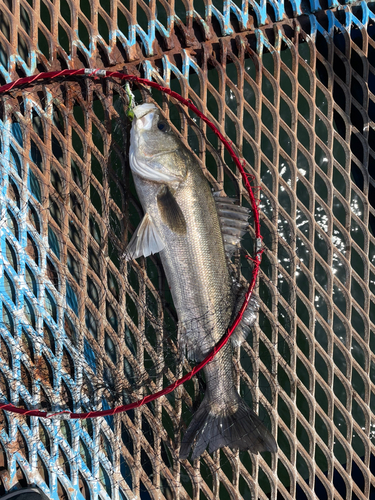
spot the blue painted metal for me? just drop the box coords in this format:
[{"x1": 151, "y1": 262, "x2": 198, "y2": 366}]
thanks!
[
  {"x1": 0, "y1": 0, "x2": 365, "y2": 76},
  {"x1": 0, "y1": 103, "x2": 120, "y2": 499}
]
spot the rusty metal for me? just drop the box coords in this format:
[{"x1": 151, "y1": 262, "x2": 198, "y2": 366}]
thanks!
[{"x1": 0, "y1": 0, "x2": 374, "y2": 499}]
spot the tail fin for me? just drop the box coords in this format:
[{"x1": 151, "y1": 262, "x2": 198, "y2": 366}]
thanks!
[{"x1": 179, "y1": 393, "x2": 277, "y2": 460}]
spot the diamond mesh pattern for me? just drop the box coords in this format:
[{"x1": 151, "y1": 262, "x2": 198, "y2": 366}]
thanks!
[{"x1": 0, "y1": 1, "x2": 374, "y2": 499}]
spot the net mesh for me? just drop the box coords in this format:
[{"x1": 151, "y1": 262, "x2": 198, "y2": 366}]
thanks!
[{"x1": 0, "y1": 1, "x2": 374, "y2": 499}]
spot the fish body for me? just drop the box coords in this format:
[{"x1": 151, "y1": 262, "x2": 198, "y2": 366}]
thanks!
[{"x1": 126, "y1": 103, "x2": 277, "y2": 459}]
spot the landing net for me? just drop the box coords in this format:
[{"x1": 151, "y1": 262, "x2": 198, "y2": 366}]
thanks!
[{"x1": 0, "y1": 70, "x2": 262, "y2": 420}]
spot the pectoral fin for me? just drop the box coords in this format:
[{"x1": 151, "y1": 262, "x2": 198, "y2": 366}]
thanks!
[
  {"x1": 157, "y1": 186, "x2": 187, "y2": 235},
  {"x1": 124, "y1": 213, "x2": 165, "y2": 261}
]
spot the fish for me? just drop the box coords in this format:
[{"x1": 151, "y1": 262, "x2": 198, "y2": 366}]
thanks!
[{"x1": 125, "y1": 102, "x2": 277, "y2": 459}]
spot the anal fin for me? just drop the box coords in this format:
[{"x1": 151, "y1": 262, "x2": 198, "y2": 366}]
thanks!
[
  {"x1": 178, "y1": 322, "x2": 201, "y2": 362},
  {"x1": 231, "y1": 296, "x2": 259, "y2": 347},
  {"x1": 124, "y1": 213, "x2": 165, "y2": 261}
]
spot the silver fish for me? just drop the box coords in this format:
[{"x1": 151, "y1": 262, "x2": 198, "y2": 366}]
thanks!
[{"x1": 125, "y1": 103, "x2": 277, "y2": 459}]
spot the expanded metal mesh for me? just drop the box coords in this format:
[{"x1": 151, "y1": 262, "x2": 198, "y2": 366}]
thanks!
[{"x1": 0, "y1": 1, "x2": 374, "y2": 499}]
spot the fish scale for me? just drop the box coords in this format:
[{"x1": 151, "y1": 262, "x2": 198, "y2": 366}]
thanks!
[
  {"x1": 131, "y1": 129, "x2": 233, "y2": 361},
  {"x1": 126, "y1": 103, "x2": 277, "y2": 459}
]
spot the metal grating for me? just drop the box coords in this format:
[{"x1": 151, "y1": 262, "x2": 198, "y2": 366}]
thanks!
[{"x1": 0, "y1": 1, "x2": 374, "y2": 499}]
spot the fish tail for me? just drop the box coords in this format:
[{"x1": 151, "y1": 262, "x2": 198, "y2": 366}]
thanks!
[{"x1": 179, "y1": 393, "x2": 277, "y2": 460}]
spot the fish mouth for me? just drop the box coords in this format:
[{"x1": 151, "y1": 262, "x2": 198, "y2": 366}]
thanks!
[
  {"x1": 129, "y1": 103, "x2": 184, "y2": 184},
  {"x1": 133, "y1": 103, "x2": 157, "y2": 119},
  {"x1": 132, "y1": 103, "x2": 180, "y2": 156},
  {"x1": 133, "y1": 103, "x2": 158, "y2": 131}
]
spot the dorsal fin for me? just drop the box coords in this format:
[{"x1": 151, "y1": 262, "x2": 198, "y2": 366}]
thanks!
[{"x1": 214, "y1": 193, "x2": 249, "y2": 257}]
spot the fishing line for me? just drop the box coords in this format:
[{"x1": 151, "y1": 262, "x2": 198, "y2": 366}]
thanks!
[{"x1": 0, "y1": 70, "x2": 263, "y2": 420}]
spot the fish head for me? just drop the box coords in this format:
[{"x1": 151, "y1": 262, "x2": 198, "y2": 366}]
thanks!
[{"x1": 130, "y1": 103, "x2": 188, "y2": 185}]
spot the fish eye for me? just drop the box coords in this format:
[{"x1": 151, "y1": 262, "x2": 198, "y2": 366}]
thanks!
[{"x1": 157, "y1": 121, "x2": 170, "y2": 132}]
